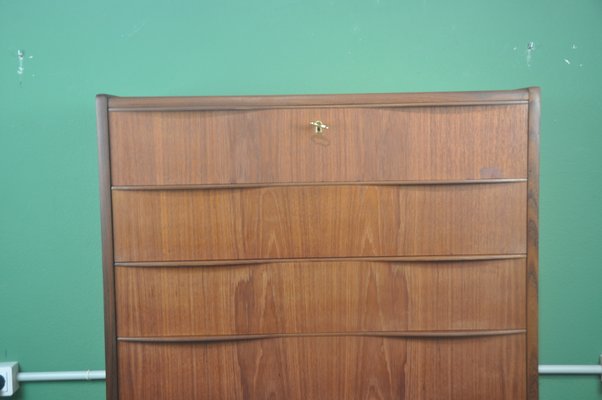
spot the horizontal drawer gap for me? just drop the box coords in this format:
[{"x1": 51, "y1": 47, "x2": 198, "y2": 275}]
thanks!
[
  {"x1": 112, "y1": 178, "x2": 527, "y2": 191},
  {"x1": 115, "y1": 254, "x2": 527, "y2": 267},
  {"x1": 118, "y1": 330, "x2": 526, "y2": 343}
]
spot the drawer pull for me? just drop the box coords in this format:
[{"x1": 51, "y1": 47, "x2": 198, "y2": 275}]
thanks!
[{"x1": 310, "y1": 120, "x2": 329, "y2": 134}]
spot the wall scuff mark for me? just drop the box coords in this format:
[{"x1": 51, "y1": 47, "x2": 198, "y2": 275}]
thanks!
[
  {"x1": 121, "y1": 21, "x2": 147, "y2": 39},
  {"x1": 17, "y1": 50, "x2": 25, "y2": 75},
  {"x1": 16, "y1": 50, "x2": 35, "y2": 83},
  {"x1": 526, "y1": 41, "x2": 535, "y2": 67},
  {"x1": 17, "y1": 50, "x2": 25, "y2": 86},
  {"x1": 571, "y1": 44, "x2": 582, "y2": 67}
]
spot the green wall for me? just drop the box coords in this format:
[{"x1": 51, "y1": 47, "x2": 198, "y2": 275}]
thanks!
[{"x1": 1, "y1": 0, "x2": 601, "y2": 399}]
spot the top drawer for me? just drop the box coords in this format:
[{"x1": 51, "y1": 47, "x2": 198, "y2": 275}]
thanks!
[{"x1": 109, "y1": 104, "x2": 528, "y2": 186}]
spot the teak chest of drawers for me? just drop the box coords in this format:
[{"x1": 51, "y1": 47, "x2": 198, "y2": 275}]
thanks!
[{"x1": 97, "y1": 88, "x2": 540, "y2": 400}]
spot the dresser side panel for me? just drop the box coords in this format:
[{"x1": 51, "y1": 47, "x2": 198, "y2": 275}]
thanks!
[{"x1": 97, "y1": 95, "x2": 119, "y2": 400}]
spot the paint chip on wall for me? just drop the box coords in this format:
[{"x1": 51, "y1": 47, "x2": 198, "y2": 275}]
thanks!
[
  {"x1": 17, "y1": 50, "x2": 24, "y2": 75},
  {"x1": 526, "y1": 42, "x2": 535, "y2": 67}
]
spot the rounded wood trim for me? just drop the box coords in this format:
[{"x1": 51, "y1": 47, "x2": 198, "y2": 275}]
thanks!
[
  {"x1": 106, "y1": 89, "x2": 530, "y2": 111},
  {"x1": 96, "y1": 94, "x2": 119, "y2": 400},
  {"x1": 526, "y1": 86, "x2": 541, "y2": 400}
]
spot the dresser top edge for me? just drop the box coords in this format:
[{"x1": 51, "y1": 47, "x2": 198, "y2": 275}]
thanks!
[{"x1": 99, "y1": 88, "x2": 536, "y2": 112}]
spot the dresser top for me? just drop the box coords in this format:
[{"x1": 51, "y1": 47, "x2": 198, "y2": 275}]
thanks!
[{"x1": 100, "y1": 88, "x2": 537, "y2": 112}]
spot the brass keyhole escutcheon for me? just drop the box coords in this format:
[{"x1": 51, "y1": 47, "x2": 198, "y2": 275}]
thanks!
[{"x1": 310, "y1": 120, "x2": 329, "y2": 134}]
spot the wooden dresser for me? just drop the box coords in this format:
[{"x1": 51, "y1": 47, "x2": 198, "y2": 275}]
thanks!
[{"x1": 97, "y1": 88, "x2": 540, "y2": 400}]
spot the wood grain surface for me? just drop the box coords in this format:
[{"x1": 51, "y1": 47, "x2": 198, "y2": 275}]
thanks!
[
  {"x1": 107, "y1": 89, "x2": 529, "y2": 111},
  {"x1": 109, "y1": 105, "x2": 528, "y2": 185},
  {"x1": 526, "y1": 87, "x2": 541, "y2": 400},
  {"x1": 112, "y1": 183, "x2": 527, "y2": 261},
  {"x1": 96, "y1": 95, "x2": 119, "y2": 400},
  {"x1": 115, "y1": 259, "x2": 526, "y2": 336},
  {"x1": 100, "y1": 89, "x2": 539, "y2": 400},
  {"x1": 118, "y1": 334, "x2": 526, "y2": 400}
]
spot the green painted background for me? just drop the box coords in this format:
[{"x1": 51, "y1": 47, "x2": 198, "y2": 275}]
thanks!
[{"x1": 1, "y1": 0, "x2": 601, "y2": 399}]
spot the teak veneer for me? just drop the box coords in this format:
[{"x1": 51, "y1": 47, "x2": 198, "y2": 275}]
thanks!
[{"x1": 97, "y1": 88, "x2": 540, "y2": 400}]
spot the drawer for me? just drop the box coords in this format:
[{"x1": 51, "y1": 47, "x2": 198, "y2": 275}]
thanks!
[
  {"x1": 112, "y1": 183, "x2": 527, "y2": 262},
  {"x1": 118, "y1": 334, "x2": 526, "y2": 400},
  {"x1": 115, "y1": 259, "x2": 526, "y2": 337},
  {"x1": 109, "y1": 105, "x2": 528, "y2": 186}
]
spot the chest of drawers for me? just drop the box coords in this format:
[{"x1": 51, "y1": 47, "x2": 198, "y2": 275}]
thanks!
[{"x1": 97, "y1": 88, "x2": 540, "y2": 400}]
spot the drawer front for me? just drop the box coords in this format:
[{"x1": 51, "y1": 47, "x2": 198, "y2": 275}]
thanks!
[
  {"x1": 112, "y1": 183, "x2": 526, "y2": 262},
  {"x1": 109, "y1": 105, "x2": 528, "y2": 186},
  {"x1": 118, "y1": 334, "x2": 526, "y2": 400},
  {"x1": 116, "y1": 259, "x2": 526, "y2": 337}
]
